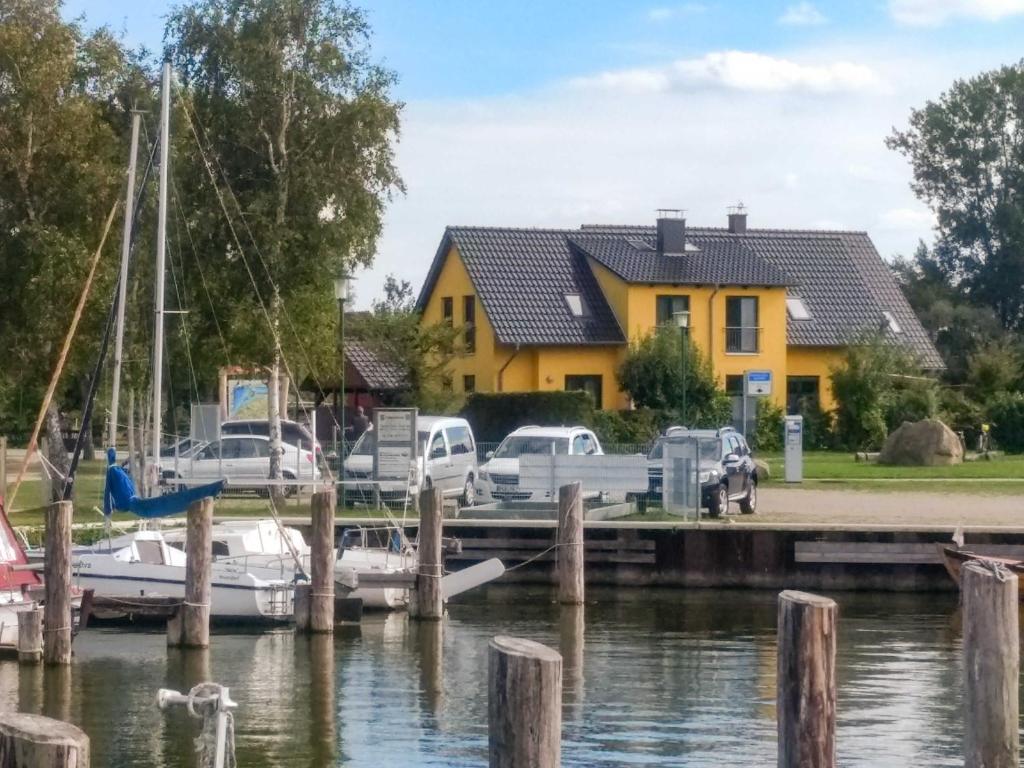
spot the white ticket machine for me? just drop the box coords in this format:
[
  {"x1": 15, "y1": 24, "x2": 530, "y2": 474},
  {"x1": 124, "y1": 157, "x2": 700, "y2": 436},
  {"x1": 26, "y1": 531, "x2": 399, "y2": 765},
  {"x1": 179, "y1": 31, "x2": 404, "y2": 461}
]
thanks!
[{"x1": 784, "y1": 415, "x2": 803, "y2": 483}]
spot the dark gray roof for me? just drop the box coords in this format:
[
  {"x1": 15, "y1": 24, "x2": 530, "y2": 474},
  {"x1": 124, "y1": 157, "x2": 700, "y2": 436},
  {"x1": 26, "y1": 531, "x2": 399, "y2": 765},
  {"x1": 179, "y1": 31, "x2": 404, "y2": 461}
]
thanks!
[
  {"x1": 582, "y1": 225, "x2": 943, "y2": 368},
  {"x1": 416, "y1": 223, "x2": 942, "y2": 368},
  {"x1": 345, "y1": 341, "x2": 406, "y2": 390},
  {"x1": 416, "y1": 227, "x2": 625, "y2": 346},
  {"x1": 569, "y1": 232, "x2": 792, "y2": 286}
]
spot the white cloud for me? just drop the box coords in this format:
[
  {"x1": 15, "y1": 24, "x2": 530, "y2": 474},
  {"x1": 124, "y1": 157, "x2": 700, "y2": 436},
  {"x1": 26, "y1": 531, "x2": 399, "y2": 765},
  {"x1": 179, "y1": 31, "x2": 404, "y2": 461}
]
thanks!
[
  {"x1": 647, "y1": 4, "x2": 707, "y2": 21},
  {"x1": 570, "y1": 50, "x2": 879, "y2": 94},
  {"x1": 889, "y1": 0, "x2": 1024, "y2": 26},
  {"x1": 779, "y1": 2, "x2": 828, "y2": 26},
  {"x1": 878, "y1": 207, "x2": 937, "y2": 231},
  {"x1": 352, "y1": 45, "x2": 1010, "y2": 308}
]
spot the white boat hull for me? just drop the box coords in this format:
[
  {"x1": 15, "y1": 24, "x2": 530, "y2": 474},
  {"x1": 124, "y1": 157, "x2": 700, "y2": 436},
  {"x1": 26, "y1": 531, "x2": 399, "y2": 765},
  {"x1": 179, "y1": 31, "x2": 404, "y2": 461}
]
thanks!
[{"x1": 73, "y1": 556, "x2": 292, "y2": 621}]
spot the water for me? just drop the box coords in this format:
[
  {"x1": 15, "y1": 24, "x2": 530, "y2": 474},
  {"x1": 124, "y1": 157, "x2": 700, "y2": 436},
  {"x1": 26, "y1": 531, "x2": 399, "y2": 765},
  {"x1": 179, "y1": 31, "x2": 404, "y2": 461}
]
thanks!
[{"x1": 0, "y1": 587, "x2": 976, "y2": 766}]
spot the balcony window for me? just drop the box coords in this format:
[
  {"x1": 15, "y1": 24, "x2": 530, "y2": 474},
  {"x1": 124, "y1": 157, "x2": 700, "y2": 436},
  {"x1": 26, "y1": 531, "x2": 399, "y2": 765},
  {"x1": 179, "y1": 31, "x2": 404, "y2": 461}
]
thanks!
[
  {"x1": 656, "y1": 295, "x2": 690, "y2": 326},
  {"x1": 725, "y1": 296, "x2": 759, "y2": 353}
]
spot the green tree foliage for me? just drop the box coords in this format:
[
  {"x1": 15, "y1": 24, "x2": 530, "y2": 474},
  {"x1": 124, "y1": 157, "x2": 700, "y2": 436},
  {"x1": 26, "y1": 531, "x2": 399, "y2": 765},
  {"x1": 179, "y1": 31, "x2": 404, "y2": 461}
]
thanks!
[
  {"x1": 0, "y1": 1, "x2": 146, "y2": 436},
  {"x1": 892, "y1": 241, "x2": 1005, "y2": 382},
  {"x1": 987, "y1": 392, "x2": 1024, "y2": 453},
  {"x1": 617, "y1": 329, "x2": 732, "y2": 428},
  {"x1": 461, "y1": 392, "x2": 594, "y2": 443},
  {"x1": 350, "y1": 275, "x2": 459, "y2": 411},
  {"x1": 966, "y1": 339, "x2": 1022, "y2": 401},
  {"x1": 751, "y1": 400, "x2": 784, "y2": 452},
  {"x1": 165, "y1": 0, "x2": 403, "y2": 378},
  {"x1": 830, "y1": 334, "x2": 936, "y2": 450},
  {"x1": 888, "y1": 62, "x2": 1024, "y2": 330}
]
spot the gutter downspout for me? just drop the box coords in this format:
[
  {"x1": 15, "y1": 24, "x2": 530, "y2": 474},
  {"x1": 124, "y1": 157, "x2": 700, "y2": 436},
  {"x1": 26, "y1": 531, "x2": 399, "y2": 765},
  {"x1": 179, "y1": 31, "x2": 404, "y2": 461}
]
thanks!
[
  {"x1": 708, "y1": 285, "x2": 721, "y2": 363},
  {"x1": 497, "y1": 344, "x2": 521, "y2": 392}
]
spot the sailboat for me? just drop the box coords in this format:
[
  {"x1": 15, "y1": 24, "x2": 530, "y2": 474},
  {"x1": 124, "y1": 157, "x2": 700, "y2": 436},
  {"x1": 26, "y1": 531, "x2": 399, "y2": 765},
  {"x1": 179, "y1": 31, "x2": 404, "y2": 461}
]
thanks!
[{"x1": 66, "y1": 63, "x2": 298, "y2": 622}]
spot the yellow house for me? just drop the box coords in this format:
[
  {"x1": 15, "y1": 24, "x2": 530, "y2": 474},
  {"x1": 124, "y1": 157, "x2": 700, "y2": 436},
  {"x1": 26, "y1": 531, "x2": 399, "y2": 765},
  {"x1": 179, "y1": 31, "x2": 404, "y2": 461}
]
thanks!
[{"x1": 416, "y1": 210, "x2": 942, "y2": 418}]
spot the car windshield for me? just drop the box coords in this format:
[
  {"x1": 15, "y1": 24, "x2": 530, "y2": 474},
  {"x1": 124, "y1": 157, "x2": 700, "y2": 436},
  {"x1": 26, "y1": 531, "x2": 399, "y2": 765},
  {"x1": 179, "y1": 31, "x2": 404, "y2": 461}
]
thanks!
[
  {"x1": 648, "y1": 437, "x2": 721, "y2": 461},
  {"x1": 493, "y1": 436, "x2": 569, "y2": 458}
]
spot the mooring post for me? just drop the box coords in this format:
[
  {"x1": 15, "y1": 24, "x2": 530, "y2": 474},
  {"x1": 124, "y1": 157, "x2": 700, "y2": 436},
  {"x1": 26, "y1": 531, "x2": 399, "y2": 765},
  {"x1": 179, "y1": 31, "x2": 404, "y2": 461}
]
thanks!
[
  {"x1": 0, "y1": 713, "x2": 89, "y2": 767},
  {"x1": 44, "y1": 500, "x2": 72, "y2": 665},
  {"x1": 17, "y1": 606, "x2": 43, "y2": 665},
  {"x1": 962, "y1": 561, "x2": 1019, "y2": 768},
  {"x1": 294, "y1": 583, "x2": 312, "y2": 631},
  {"x1": 170, "y1": 496, "x2": 213, "y2": 648},
  {"x1": 488, "y1": 635, "x2": 562, "y2": 768},
  {"x1": 777, "y1": 590, "x2": 837, "y2": 768},
  {"x1": 309, "y1": 632, "x2": 337, "y2": 765},
  {"x1": 557, "y1": 482, "x2": 584, "y2": 605},
  {"x1": 308, "y1": 487, "x2": 336, "y2": 633},
  {"x1": 410, "y1": 487, "x2": 443, "y2": 620}
]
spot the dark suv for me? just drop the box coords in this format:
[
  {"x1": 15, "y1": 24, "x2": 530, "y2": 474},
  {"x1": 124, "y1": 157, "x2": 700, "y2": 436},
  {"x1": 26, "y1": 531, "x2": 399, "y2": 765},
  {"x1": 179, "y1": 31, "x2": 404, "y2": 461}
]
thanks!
[{"x1": 644, "y1": 426, "x2": 757, "y2": 517}]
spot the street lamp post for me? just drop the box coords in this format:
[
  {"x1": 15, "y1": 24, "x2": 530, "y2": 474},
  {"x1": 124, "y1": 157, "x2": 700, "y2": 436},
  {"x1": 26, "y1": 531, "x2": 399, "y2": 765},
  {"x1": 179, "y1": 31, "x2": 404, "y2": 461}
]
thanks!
[
  {"x1": 334, "y1": 273, "x2": 351, "y2": 510},
  {"x1": 674, "y1": 309, "x2": 691, "y2": 425}
]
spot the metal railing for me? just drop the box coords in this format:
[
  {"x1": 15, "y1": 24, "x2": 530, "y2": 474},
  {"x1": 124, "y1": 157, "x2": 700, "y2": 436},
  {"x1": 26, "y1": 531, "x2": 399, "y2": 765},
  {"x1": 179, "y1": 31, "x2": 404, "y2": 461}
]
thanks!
[{"x1": 724, "y1": 326, "x2": 761, "y2": 354}]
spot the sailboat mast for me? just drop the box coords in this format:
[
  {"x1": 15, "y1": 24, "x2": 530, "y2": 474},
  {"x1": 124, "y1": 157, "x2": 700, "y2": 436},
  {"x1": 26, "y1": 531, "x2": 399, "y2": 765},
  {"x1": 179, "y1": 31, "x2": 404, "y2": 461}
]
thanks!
[
  {"x1": 150, "y1": 62, "x2": 171, "y2": 496},
  {"x1": 109, "y1": 110, "x2": 142, "y2": 453}
]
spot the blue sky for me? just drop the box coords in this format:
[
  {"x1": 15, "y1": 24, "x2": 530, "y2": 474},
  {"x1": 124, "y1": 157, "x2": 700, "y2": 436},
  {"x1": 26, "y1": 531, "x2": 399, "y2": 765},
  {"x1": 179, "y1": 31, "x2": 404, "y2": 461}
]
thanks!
[{"x1": 64, "y1": 1, "x2": 1024, "y2": 307}]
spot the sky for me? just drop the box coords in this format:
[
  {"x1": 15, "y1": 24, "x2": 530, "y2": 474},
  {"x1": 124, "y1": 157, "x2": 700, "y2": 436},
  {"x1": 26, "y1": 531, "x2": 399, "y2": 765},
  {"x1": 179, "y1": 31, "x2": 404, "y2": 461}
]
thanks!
[{"x1": 64, "y1": 0, "x2": 1024, "y2": 309}]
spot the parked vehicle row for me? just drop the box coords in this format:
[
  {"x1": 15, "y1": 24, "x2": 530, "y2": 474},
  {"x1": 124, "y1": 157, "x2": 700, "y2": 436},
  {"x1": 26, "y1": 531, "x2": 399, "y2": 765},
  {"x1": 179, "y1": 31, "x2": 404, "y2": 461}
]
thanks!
[{"x1": 155, "y1": 413, "x2": 758, "y2": 516}]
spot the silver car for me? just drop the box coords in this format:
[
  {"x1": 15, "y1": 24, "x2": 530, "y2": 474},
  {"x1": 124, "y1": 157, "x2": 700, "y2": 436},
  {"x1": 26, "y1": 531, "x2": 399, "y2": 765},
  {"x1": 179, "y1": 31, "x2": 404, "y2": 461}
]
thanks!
[{"x1": 343, "y1": 416, "x2": 479, "y2": 506}]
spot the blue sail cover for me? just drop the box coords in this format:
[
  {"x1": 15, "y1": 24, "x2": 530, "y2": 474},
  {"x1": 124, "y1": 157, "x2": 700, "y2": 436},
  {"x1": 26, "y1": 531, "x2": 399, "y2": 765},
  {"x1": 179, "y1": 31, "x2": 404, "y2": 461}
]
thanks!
[{"x1": 104, "y1": 448, "x2": 224, "y2": 518}]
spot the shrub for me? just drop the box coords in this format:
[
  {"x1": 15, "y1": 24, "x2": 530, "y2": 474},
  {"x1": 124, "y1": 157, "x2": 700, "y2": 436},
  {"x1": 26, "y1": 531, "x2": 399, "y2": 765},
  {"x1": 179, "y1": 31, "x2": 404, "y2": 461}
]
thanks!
[
  {"x1": 831, "y1": 333, "x2": 925, "y2": 450},
  {"x1": 617, "y1": 329, "x2": 728, "y2": 426},
  {"x1": 987, "y1": 392, "x2": 1024, "y2": 453},
  {"x1": 751, "y1": 401, "x2": 784, "y2": 452},
  {"x1": 939, "y1": 388, "x2": 984, "y2": 448},
  {"x1": 590, "y1": 408, "x2": 662, "y2": 445},
  {"x1": 883, "y1": 380, "x2": 939, "y2": 432},
  {"x1": 460, "y1": 391, "x2": 595, "y2": 442},
  {"x1": 795, "y1": 398, "x2": 835, "y2": 450}
]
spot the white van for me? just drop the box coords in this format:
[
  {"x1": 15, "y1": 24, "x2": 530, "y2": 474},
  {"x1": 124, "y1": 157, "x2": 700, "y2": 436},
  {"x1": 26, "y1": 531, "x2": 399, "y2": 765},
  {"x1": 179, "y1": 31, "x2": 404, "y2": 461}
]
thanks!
[{"x1": 343, "y1": 416, "x2": 479, "y2": 506}]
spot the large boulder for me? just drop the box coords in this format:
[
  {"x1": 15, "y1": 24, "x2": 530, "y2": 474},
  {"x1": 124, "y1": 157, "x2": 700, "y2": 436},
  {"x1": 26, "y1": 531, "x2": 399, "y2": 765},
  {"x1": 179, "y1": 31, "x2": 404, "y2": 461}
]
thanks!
[{"x1": 878, "y1": 419, "x2": 963, "y2": 466}]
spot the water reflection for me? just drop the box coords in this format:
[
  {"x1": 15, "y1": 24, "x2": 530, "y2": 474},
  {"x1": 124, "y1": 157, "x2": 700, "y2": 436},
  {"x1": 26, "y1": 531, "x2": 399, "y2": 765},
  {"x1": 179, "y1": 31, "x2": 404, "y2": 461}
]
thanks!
[{"x1": 0, "y1": 587, "x2": 979, "y2": 767}]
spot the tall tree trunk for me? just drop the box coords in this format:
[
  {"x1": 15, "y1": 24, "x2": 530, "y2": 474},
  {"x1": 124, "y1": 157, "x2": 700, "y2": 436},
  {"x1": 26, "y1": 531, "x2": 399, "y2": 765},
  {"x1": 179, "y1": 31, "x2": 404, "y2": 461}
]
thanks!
[
  {"x1": 78, "y1": 375, "x2": 95, "y2": 461},
  {"x1": 268, "y1": 357, "x2": 284, "y2": 506},
  {"x1": 44, "y1": 404, "x2": 70, "y2": 504}
]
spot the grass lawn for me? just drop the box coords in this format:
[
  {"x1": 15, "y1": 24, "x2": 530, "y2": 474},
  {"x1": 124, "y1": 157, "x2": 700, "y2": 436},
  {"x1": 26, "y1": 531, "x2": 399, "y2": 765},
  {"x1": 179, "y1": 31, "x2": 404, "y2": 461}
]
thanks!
[
  {"x1": 4, "y1": 459, "x2": 399, "y2": 540},
  {"x1": 757, "y1": 450, "x2": 1024, "y2": 482}
]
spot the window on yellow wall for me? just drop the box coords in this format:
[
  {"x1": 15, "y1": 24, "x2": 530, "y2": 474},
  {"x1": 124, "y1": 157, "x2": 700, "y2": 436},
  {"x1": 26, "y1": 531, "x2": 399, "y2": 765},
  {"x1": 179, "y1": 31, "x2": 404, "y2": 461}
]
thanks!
[
  {"x1": 442, "y1": 297, "x2": 453, "y2": 325},
  {"x1": 656, "y1": 295, "x2": 690, "y2": 326},
  {"x1": 565, "y1": 375, "x2": 603, "y2": 410},
  {"x1": 463, "y1": 295, "x2": 476, "y2": 353},
  {"x1": 786, "y1": 376, "x2": 819, "y2": 415},
  {"x1": 463, "y1": 375, "x2": 476, "y2": 393}
]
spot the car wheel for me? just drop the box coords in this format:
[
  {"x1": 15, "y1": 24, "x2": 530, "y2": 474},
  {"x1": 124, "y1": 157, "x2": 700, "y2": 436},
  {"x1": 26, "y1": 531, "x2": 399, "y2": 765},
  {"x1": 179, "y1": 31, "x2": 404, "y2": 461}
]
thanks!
[
  {"x1": 739, "y1": 478, "x2": 757, "y2": 514},
  {"x1": 460, "y1": 475, "x2": 475, "y2": 508},
  {"x1": 709, "y1": 484, "x2": 729, "y2": 518},
  {"x1": 282, "y1": 472, "x2": 296, "y2": 498}
]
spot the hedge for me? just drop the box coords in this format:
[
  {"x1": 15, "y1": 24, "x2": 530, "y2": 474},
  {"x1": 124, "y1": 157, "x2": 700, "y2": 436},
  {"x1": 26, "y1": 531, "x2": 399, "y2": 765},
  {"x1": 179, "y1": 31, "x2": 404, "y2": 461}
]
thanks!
[{"x1": 460, "y1": 391, "x2": 595, "y2": 443}]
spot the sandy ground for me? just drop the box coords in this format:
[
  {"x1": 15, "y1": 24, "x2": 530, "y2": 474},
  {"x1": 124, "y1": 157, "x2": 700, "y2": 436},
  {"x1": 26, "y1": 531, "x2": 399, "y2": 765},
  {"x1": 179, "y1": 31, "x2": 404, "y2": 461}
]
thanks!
[{"x1": 754, "y1": 486, "x2": 1024, "y2": 527}]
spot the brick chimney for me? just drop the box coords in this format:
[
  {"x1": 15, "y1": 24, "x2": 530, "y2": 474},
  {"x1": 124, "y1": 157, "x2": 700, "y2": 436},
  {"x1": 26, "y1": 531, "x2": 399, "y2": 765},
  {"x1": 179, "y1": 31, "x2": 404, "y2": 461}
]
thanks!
[
  {"x1": 727, "y1": 203, "x2": 747, "y2": 234},
  {"x1": 656, "y1": 209, "x2": 686, "y2": 254}
]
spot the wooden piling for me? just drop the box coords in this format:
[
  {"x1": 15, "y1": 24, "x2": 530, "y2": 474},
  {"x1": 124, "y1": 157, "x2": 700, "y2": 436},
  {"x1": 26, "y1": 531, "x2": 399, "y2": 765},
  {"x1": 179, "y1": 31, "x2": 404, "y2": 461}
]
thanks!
[
  {"x1": 308, "y1": 488, "x2": 336, "y2": 633},
  {"x1": 169, "y1": 496, "x2": 213, "y2": 648},
  {"x1": 17, "y1": 607, "x2": 42, "y2": 665},
  {"x1": 409, "y1": 487, "x2": 443, "y2": 620},
  {"x1": 0, "y1": 713, "x2": 89, "y2": 767},
  {"x1": 488, "y1": 635, "x2": 562, "y2": 768},
  {"x1": 777, "y1": 590, "x2": 836, "y2": 768},
  {"x1": 43, "y1": 500, "x2": 72, "y2": 665},
  {"x1": 962, "y1": 561, "x2": 1019, "y2": 768},
  {"x1": 294, "y1": 583, "x2": 312, "y2": 632},
  {"x1": 556, "y1": 482, "x2": 584, "y2": 605}
]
